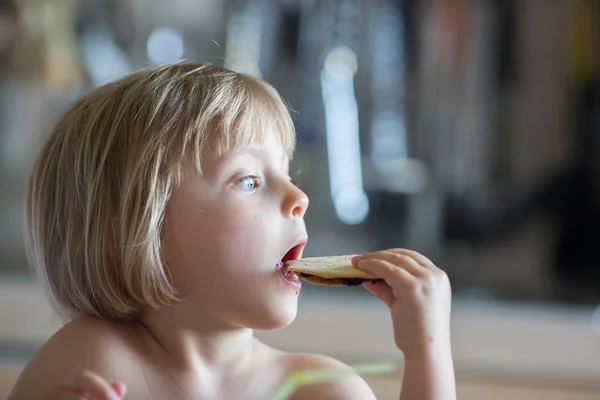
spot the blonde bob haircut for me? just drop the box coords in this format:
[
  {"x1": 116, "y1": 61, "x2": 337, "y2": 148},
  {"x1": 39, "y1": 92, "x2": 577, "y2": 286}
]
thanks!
[{"x1": 26, "y1": 62, "x2": 296, "y2": 320}]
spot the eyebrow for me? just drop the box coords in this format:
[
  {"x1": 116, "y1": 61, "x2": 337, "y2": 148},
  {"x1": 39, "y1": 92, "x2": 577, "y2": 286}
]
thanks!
[
  {"x1": 219, "y1": 148, "x2": 262, "y2": 161},
  {"x1": 219, "y1": 147, "x2": 288, "y2": 165}
]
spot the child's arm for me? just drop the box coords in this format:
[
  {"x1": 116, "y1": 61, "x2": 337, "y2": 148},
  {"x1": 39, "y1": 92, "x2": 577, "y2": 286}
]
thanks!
[
  {"x1": 399, "y1": 347, "x2": 455, "y2": 399},
  {"x1": 353, "y1": 249, "x2": 457, "y2": 400}
]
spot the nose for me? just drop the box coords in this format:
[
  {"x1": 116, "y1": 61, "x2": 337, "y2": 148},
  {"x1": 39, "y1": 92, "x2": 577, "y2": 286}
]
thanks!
[{"x1": 283, "y1": 184, "x2": 309, "y2": 219}]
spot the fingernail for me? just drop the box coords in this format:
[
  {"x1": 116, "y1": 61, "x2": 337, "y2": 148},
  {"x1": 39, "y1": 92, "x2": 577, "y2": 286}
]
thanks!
[{"x1": 111, "y1": 382, "x2": 127, "y2": 397}]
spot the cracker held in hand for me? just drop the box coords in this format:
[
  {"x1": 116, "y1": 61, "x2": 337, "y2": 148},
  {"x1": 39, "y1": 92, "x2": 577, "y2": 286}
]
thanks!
[{"x1": 285, "y1": 255, "x2": 382, "y2": 286}]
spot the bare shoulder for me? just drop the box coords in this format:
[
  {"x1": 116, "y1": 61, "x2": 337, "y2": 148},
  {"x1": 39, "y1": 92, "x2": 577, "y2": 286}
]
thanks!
[
  {"x1": 8, "y1": 317, "x2": 136, "y2": 399},
  {"x1": 286, "y1": 353, "x2": 377, "y2": 400}
]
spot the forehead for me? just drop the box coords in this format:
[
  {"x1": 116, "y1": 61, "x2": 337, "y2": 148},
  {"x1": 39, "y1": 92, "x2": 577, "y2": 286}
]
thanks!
[
  {"x1": 216, "y1": 122, "x2": 291, "y2": 155},
  {"x1": 197, "y1": 103, "x2": 295, "y2": 170},
  {"x1": 203, "y1": 128, "x2": 291, "y2": 170}
]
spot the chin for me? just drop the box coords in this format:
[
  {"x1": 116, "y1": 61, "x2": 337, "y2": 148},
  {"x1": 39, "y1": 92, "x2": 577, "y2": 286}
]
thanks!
[
  {"x1": 247, "y1": 298, "x2": 298, "y2": 331},
  {"x1": 272, "y1": 302, "x2": 298, "y2": 329}
]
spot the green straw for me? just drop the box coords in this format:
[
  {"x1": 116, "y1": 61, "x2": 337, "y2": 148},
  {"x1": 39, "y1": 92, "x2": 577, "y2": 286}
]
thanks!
[{"x1": 269, "y1": 360, "x2": 397, "y2": 400}]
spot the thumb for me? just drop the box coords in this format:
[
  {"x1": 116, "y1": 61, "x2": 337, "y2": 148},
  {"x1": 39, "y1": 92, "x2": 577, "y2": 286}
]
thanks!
[
  {"x1": 111, "y1": 382, "x2": 127, "y2": 398},
  {"x1": 363, "y1": 281, "x2": 395, "y2": 307}
]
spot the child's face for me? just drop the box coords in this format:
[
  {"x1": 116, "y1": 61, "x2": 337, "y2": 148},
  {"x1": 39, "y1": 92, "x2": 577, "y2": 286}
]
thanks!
[{"x1": 162, "y1": 130, "x2": 309, "y2": 330}]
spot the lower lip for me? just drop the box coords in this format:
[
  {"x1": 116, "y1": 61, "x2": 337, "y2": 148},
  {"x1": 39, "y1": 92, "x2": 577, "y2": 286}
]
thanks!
[{"x1": 277, "y1": 261, "x2": 302, "y2": 291}]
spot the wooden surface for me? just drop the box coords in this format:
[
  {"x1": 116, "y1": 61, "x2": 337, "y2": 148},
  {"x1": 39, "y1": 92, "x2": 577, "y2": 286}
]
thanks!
[{"x1": 2, "y1": 364, "x2": 600, "y2": 400}]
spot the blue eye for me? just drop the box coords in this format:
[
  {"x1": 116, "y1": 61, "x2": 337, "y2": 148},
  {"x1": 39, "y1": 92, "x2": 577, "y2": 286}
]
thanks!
[{"x1": 235, "y1": 176, "x2": 260, "y2": 191}]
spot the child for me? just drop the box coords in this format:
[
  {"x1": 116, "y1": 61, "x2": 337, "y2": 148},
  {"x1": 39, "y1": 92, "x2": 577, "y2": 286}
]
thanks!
[{"x1": 9, "y1": 63, "x2": 456, "y2": 400}]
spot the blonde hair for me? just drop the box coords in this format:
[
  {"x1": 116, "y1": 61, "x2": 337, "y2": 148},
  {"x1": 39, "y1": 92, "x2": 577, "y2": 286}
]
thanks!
[{"x1": 26, "y1": 62, "x2": 296, "y2": 320}]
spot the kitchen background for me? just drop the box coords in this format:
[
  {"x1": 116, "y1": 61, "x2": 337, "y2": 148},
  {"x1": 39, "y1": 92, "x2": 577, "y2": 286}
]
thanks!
[{"x1": 1, "y1": 0, "x2": 600, "y2": 399}]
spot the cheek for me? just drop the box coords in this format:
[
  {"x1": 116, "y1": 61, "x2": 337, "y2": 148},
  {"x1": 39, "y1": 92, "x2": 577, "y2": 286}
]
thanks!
[
  {"x1": 165, "y1": 200, "x2": 277, "y2": 283},
  {"x1": 205, "y1": 206, "x2": 277, "y2": 265}
]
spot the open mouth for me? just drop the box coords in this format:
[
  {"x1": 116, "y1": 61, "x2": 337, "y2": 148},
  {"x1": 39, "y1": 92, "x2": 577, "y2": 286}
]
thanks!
[{"x1": 276, "y1": 242, "x2": 306, "y2": 288}]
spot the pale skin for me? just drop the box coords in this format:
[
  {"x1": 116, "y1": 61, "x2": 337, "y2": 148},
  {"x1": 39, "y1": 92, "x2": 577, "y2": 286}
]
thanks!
[{"x1": 9, "y1": 130, "x2": 455, "y2": 400}]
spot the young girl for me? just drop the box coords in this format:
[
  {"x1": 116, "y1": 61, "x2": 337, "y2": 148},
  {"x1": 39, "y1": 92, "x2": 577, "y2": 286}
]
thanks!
[{"x1": 9, "y1": 63, "x2": 455, "y2": 400}]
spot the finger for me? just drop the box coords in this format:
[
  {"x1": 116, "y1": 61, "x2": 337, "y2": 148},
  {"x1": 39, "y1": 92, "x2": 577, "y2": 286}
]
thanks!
[
  {"x1": 357, "y1": 259, "x2": 415, "y2": 297},
  {"x1": 354, "y1": 249, "x2": 434, "y2": 268},
  {"x1": 376, "y1": 250, "x2": 426, "y2": 276},
  {"x1": 354, "y1": 251, "x2": 424, "y2": 277},
  {"x1": 388, "y1": 248, "x2": 436, "y2": 268},
  {"x1": 70, "y1": 371, "x2": 121, "y2": 400},
  {"x1": 363, "y1": 281, "x2": 395, "y2": 307},
  {"x1": 111, "y1": 382, "x2": 127, "y2": 398},
  {"x1": 392, "y1": 249, "x2": 450, "y2": 281}
]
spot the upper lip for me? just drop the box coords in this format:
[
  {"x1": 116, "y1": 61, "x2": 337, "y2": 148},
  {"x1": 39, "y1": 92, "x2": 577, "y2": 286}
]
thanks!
[{"x1": 281, "y1": 235, "x2": 308, "y2": 263}]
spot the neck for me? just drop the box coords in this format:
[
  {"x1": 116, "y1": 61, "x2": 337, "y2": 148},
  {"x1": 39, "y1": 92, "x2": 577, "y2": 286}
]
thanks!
[{"x1": 138, "y1": 304, "x2": 255, "y2": 373}]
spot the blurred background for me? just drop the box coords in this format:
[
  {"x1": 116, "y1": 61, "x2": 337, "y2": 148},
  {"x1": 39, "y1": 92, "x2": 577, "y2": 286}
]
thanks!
[{"x1": 1, "y1": 0, "x2": 600, "y2": 398}]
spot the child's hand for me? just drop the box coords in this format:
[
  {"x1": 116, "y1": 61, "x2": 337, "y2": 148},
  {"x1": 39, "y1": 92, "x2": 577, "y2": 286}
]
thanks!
[
  {"x1": 42, "y1": 370, "x2": 126, "y2": 400},
  {"x1": 353, "y1": 249, "x2": 452, "y2": 357}
]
